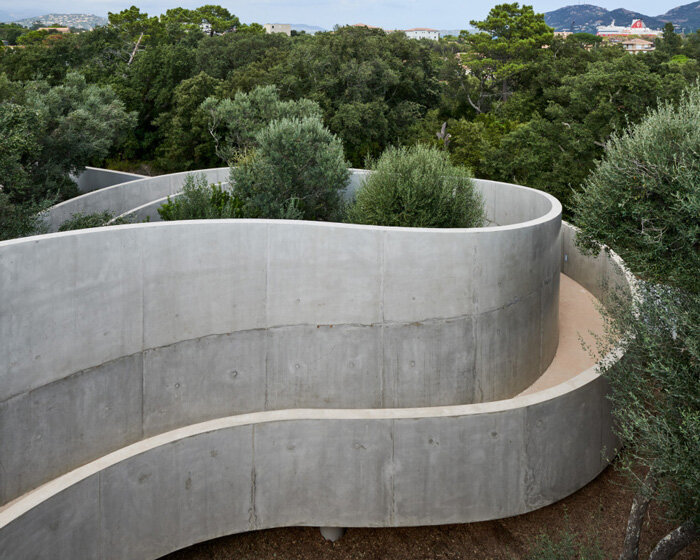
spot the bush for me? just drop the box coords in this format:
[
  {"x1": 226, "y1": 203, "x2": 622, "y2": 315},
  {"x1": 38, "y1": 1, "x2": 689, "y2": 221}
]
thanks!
[
  {"x1": 347, "y1": 144, "x2": 485, "y2": 228},
  {"x1": 574, "y1": 83, "x2": 700, "y2": 293},
  {"x1": 158, "y1": 173, "x2": 244, "y2": 220},
  {"x1": 0, "y1": 191, "x2": 49, "y2": 240},
  {"x1": 231, "y1": 117, "x2": 350, "y2": 221},
  {"x1": 58, "y1": 211, "x2": 130, "y2": 231}
]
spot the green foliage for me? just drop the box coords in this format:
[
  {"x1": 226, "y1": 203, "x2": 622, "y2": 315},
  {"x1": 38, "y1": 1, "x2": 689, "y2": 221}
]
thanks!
[
  {"x1": 57, "y1": 211, "x2": 130, "y2": 231},
  {"x1": 595, "y1": 285, "x2": 700, "y2": 527},
  {"x1": 201, "y1": 85, "x2": 322, "y2": 164},
  {"x1": 155, "y1": 72, "x2": 222, "y2": 171},
  {"x1": 574, "y1": 84, "x2": 700, "y2": 293},
  {"x1": 0, "y1": 191, "x2": 49, "y2": 241},
  {"x1": 485, "y1": 54, "x2": 685, "y2": 216},
  {"x1": 0, "y1": 24, "x2": 26, "y2": 46},
  {"x1": 162, "y1": 5, "x2": 240, "y2": 33},
  {"x1": 347, "y1": 144, "x2": 484, "y2": 228},
  {"x1": 526, "y1": 527, "x2": 605, "y2": 560},
  {"x1": 574, "y1": 82, "x2": 700, "y2": 532},
  {"x1": 231, "y1": 117, "x2": 349, "y2": 220},
  {"x1": 158, "y1": 173, "x2": 244, "y2": 220},
  {"x1": 459, "y1": 3, "x2": 554, "y2": 111}
]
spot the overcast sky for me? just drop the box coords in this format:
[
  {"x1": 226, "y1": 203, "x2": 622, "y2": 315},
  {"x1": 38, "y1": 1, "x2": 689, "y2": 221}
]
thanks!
[{"x1": 0, "y1": 1, "x2": 690, "y2": 29}]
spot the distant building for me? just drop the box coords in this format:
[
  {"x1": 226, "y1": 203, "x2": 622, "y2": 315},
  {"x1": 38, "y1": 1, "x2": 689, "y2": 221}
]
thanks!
[
  {"x1": 404, "y1": 28, "x2": 439, "y2": 41},
  {"x1": 264, "y1": 23, "x2": 291, "y2": 36},
  {"x1": 596, "y1": 19, "x2": 662, "y2": 38},
  {"x1": 553, "y1": 31, "x2": 572, "y2": 38},
  {"x1": 621, "y1": 37, "x2": 655, "y2": 53},
  {"x1": 200, "y1": 20, "x2": 212, "y2": 35},
  {"x1": 352, "y1": 23, "x2": 383, "y2": 30},
  {"x1": 37, "y1": 27, "x2": 70, "y2": 33}
]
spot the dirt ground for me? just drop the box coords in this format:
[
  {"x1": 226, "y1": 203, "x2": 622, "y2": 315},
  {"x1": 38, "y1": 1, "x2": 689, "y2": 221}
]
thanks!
[{"x1": 163, "y1": 465, "x2": 699, "y2": 560}]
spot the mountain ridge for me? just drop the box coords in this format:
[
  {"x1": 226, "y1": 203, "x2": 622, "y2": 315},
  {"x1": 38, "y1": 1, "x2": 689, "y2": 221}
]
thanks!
[{"x1": 544, "y1": 2, "x2": 700, "y2": 34}]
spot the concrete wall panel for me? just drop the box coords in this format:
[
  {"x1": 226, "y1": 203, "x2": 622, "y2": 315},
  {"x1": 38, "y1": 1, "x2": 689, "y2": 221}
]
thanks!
[
  {"x1": 393, "y1": 411, "x2": 527, "y2": 524},
  {"x1": 0, "y1": 354, "x2": 143, "y2": 504},
  {"x1": 383, "y1": 318, "x2": 475, "y2": 408},
  {"x1": 266, "y1": 223, "x2": 383, "y2": 327},
  {"x1": 140, "y1": 221, "x2": 268, "y2": 349},
  {"x1": 142, "y1": 330, "x2": 267, "y2": 437},
  {"x1": 0, "y1": 174, "x2": 563, "y2": 505},
  {"x1": 99, "y1": 428, "x2": 253, "y2": 560},
  {"x1": 0, "y1": 229, "x2": 143, "y2": 400},
  {"x1": 0, "y1": 477, "x2": 100, "y2": 560},
  {"x1": 265, "y1": 325, "x2": 383, "y2": 410},
  {"x1": 253, "y1": 419, "x2": 394, "y2": 529}
]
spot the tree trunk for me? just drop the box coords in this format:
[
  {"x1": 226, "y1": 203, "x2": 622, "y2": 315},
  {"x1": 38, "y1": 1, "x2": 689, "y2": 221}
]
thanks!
[
  {"x1": 647, "y1": 521, "x2": 698, "y2": 560},
  {"x1": 128, "y1": 33, "x2": 144, "y2": 66},
  {"x1": 620, "y1": 471, "x2": 656, "y2": 560}
]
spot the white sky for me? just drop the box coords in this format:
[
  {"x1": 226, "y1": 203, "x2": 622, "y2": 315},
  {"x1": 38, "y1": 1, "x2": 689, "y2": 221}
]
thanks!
[{"x1": 0, "y1": 1, "x2": 689, "y2": 29}]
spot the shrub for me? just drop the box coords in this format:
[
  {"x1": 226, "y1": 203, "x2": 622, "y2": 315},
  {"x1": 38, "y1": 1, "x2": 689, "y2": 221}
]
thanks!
[
  {"x1": 0, "y1": 191, "x2": 49, "y2": 240},
  {"x1": 158, "y1": 173, "x2": 244, "y2": 220},
  {"x1": 58, "y1": 211, "x2": 130, "y2": 231},
  {"x1": 231, "y1": 117, "x2": 350, "y2": 221},
  {"x1": 346, "y1": 145, "x2": 485, "y2": 228},
  {"x1": 574, "y1": 83, "x2": 700, "y2": 293}
]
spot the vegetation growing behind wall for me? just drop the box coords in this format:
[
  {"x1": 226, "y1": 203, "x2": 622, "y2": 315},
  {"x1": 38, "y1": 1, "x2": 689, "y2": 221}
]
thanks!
[{"x1": 1, "y1": 3, "x2": 698, "y2": 228}]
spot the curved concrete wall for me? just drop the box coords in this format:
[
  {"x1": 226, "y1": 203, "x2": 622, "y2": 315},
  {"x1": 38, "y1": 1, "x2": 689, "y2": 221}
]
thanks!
[
  {"x1": 0, "y1": 369, "x2": 617, "y2": 560},
  {"x1": 74, "y1": 167, "x2": 146, "y2": 194},
  {"x1": 0, "y1": 177, "x2": 560, "y2": 504},
  {"x1": 0, "y1": 220, "x2": 630, "y2": 560},
  {"x1": 44, "y1": 168, "x2": 230, "y2": 232}
]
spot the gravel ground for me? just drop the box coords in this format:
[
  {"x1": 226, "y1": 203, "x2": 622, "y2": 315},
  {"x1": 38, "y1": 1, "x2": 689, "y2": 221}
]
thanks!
[{"x1": 162, "y1": 466, "x2": 699, "y2": 560}]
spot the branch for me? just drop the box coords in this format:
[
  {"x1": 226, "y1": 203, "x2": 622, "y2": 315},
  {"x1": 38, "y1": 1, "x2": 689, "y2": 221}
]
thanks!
[
  {"x1": 619, "y1": 470, "x2": 657, "y2": 560},
  {"x1": 647, "y1": 521, "x2": 698, "y2": 560},
  {"x1": 128, "y1": 32, "x2": 144, "y2": 66}
]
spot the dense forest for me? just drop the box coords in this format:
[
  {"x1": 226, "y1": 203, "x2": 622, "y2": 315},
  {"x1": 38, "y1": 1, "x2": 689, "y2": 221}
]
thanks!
[{"x1": 1, "y1": 3, "x2": 698, "y2": 224}]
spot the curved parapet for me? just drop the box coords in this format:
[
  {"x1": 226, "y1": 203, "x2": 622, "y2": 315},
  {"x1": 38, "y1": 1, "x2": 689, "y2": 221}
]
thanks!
[
  {"x1": 0, "y1": 176, "x2": 636, "y2": 560},
  {"x1": 73, "y1": 167, "x2": 146, "y2": 194},
  {"x1": 44, "y1": 168, "x2": 230, "y2": 232}
]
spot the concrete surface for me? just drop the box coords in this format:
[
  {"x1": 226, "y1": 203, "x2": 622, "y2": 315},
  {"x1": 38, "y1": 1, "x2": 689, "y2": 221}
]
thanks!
[
  {"x1": 0, "y1": 177, "x2": 561, "y2": 503},
  {"x1": 44, "y1": 168, "x2": 230, "y2": 232},
  {"x1": 74, "y1": 167, "x2": 146, "y2": 194},
  {"x1": 0, "y1": 168, "x2": 631, "y2": 560}
]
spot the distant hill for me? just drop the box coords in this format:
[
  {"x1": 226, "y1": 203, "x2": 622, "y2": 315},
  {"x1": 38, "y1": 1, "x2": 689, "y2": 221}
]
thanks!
[
  {"x1": 544, "y1": 2, "x2": 699, "y2": 34},
  {"x1": 10, "y1": 13, "x2": 107, "y2": 30},
  {"x1": 658, "y1": 1, "x2": 700, "y2": 33}
]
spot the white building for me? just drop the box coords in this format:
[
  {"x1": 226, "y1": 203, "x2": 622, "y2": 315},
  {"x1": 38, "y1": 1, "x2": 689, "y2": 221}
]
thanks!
[
  {"x1": 404, "y1": 28, "x2": 440, "y2": 41},
  {"x1": 264, "y1": 23, "x2": 292, "y2": 36},
  {"x1": 621, "y1": 38, "x2": 655, "y2": 53}
]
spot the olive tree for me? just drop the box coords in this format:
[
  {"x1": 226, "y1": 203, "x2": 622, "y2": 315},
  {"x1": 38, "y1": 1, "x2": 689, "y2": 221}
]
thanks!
[
  {"x1": 347, "y1": 144, "x2": 485, "y2": 228},
  {"x1": 574, "y1": 84, "x2": 699, "y2": 560},
  {"x1": 231, "y1": 117, "x2": 349, "y2": 221}
]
